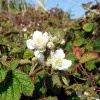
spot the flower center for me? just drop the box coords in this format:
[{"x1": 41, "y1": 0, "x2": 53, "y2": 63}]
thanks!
[
  {"x1": 36, "y1": 38, "x2": 42, "y2": 46},
  {"x1": 55, "y1": 57, "x2": 63, "y2": 67}
]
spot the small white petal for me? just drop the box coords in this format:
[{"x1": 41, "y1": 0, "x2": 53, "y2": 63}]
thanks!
[
  {"x1": 50, "y1": 50, "x2": 54, "y2": 58},
  {"x1": 61, "y1": 59, "x2": 72, "y2": 70},
  {"x1": 32, "y1": 30, "x2": 42, "y2": 40},
  {"x1": 38, "y1": 53, "x2": 45, "y2": 63},
  {"x1": 55, "y1": 48, "x2": 65, "y2": 58},
  {"x1": 34, "y1": 50, "x2": 39, "y2": 57},
  {"x1": 34, "y1": 50, "x2": 44, "y2": 63},
  {"x1": 43, "y1": 32, "x2": 48, "y2": 44},
  {"x1": 26, "y1": 39, "x2": 35, "y2": 49},
  {"x1": 76, "y1": 91, "x2": 82, "y2": 97}
]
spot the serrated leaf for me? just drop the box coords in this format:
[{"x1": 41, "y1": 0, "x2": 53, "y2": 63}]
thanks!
[
  {"x1": 8, "y1": 60, "x2": 19, "y2": 70},
  {"x1": 11, "y1": 47, "x2": 25, "y2": 54},
  {"x1": 74, "y1": 38, "x2": 86, "y2": 46},
  {"x1": 0, "y1": 71, "x2": 21, "y2": 100},
  {"x1": 23, "y1": 50, "x2": 34, "y2": 59},
  {"x1": 65, "y1": 41, "x2": 72, "y2": 51},
  {"x1": 93, "y1": 40, "x2": 100, "y2": 51},
  {"x1": 85, "y1": 44, "x2": 93, "y2": 51},
  {"x1": 80, "y1": 51, "x2": 99, "y2": 63},
  {"x1": 83, "y1": 23, "x2": 93, "y2": 32},
  {"x1": 52, "y1": 74, "x2": 62, "y2": 87},
  {"x1": 85, "y1": 61, "x2": 96, "y2": 71},
  {"x1": 0, "y1": 69, "x2": 6, "y2": 83},
  {"x1": 13, "y1": 70, "x2": 34, "y2": 96}
]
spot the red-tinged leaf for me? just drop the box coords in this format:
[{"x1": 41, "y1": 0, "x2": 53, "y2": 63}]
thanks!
[
  {"x1": 72, "y1": 63, "x2": 80, "y2": 74},
  {"x1": 72, "y1": 46, "x2": 84, "y2": 60},
  {"x1": 80, "y1": 51, "x2": 99, "y2": 63}
]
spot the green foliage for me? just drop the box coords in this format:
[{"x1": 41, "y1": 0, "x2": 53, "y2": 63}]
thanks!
[
  {"x1": 0, "y1": 69, "x2": 6, "y2": 83},
  {"x1": 83, "y1": 23, "x2": 93, "y2": 32},
  {"x1": 85, "y1": 61, "x2": 96, "y2": 71},
  {"x1": 80, "y1": 51, "x2": 99, "y2": 63},
  {"x1": 73, "y1": 38, "x2": 86, "y2": 46},
  {"x1": 0, "y1": 2, "x2": 100, "y2": 100},
  {"x1": 0, "y1": 70, "x2": 34, "y2": 100},
  {"x1": 23, "y1": 50, "x2": 34, "y2": 59},
  {"x1": 8, "y1": 60, "x2": 19, "y2": 70}
]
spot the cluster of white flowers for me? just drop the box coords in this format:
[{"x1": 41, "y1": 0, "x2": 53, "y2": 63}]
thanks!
[{"x1": 26, "y1": 30, "x2": 72, "y2": 70}]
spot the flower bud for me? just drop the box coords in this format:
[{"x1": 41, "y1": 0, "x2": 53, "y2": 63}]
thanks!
[
  {"x1": 22, "y1": 28, "x2": 27, "y2": 32},
  {"x1": 52, "y1": 36, "x2": 58, "y2": 43},
  {"x1": 32, "y1": 57, "x2": 38, "y2": 63},
  {"x1": 84, "y1": 91, "x2": 90, "y2": 96},
  {"x1": 47, "y1": 42, "x2": 55, "y2": 49},
  {"x1": 60, "y1": 39, "x2": 65, "y2": 45},
  {"x1": 45, "y1": 58, "x2": 51, "y2": 67}
]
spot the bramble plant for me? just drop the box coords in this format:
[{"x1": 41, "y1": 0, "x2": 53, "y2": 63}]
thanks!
[{"x1": 0, "y1": 1, "x2": 100, "y2": 100}]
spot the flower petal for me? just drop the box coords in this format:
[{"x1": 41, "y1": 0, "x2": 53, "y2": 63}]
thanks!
[
  {"x1": 38, "y1": 53, "x2": 45, "y2": 63},
  {"x1": 34, "y1": 50, "x2": 39, "y2": 57},
  {"x1": 43, "y1": 32, "x2": 48, "y2": 44},
  {"x1": 62, "y1": 59, "x2": 72, "y2": 69},
  {"x1": 57, "y1": 59, "x2": 72, "y2": 70},
  {"x1": 76, "y1": 91, "x2": 82, "y2": 98},
  {"x1": 55, "y1": 48, "x2": 65, "y2": 58},
  {"x1": 34, "y1": 50, "x2": 45, "y2": 63},
  {"x1": 32, "y1": 30, "x2": 42, "y2": 40},
  {"x1": 26, "y1": 39, "x2": 35, "y2": 49}
]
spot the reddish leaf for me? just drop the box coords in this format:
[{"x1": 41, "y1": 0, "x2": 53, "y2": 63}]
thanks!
[
  {"x1": 80, "y1": 51, "x2": 99, "y2": 63},
  {"x1": 72, "y1": 63, "x2": 80, "y2": 74},
  {"x1": 72, "y1": 46, "x2": 84, "y2": 60}
]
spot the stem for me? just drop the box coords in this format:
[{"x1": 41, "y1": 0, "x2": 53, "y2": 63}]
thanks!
[{"x1": 29, "y1": 63, "x2": 37, "y2": 76}]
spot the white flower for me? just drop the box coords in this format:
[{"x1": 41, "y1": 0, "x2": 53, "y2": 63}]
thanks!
[
  {"x1": 34, "y1": 50, "x2": 44, "y2": 63},
  {"x1": 51, "y1": 48, "x2": 72, "y2": 70},
  {"x1": 26, "y1": 31, "x2": 48, "y2": 50}
]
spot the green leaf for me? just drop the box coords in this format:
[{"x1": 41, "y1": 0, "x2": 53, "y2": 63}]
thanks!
[
  {"x1": 0, "y1": 71, "x2": 21, "y2": 100},
  {"x1": 93, "y1": 40, "x2": 100, "y2": 51},
  {"x1": 0, "y1": 69, "x2": 6, "y2": 83},
  {"x1": 0, "y1": 70, "x2": 34, "y2": 100},
  {"x1": 85, "y1": 44, "x2": 93, "y2": 51},
  {"x1": 52, "y1": 74, "x2": 62, "y2": 87},
  {"x1": 8, "y1": 60, "x2": 19, "y2": 70},
  {"x1": 80, "y1": 51, "x2": 99, "y2": 63},
  {"x1": 11, "y1": 47, "x2": 25, "y2": 54},
  {"x1": 34, "y1": 70, "x2": 47, "y2": 99},
  {"x1": 13, "y1": 70, "x2": 34, "y2": 96},
  {"x1": 85, "y1": 61, "x2": 96, "y2": 71},
  {"x1": 66, "y1": 53, "x2": 77, "y2": 72},
  {"x1": 23, "y1": 50, "x2": 34, "y2": 59},
  {"x1": 22, "y1": 65, "x2": 31, "y2": 72},
  {"x1": 61, "y1": 75, "x2": 69, "y2": 86},
  {"x1": 65, "y1": 41, "x2": 72, "y2": 51},
  {"x1": 74, "y1": 38, "x2": 86, "y2": 46},
  {"x1": 83, "y1": 23, "x2": 93, "y2": 32}
]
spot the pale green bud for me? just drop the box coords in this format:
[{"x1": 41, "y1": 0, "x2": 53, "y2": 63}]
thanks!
[{"x1": 47, "y1": 42, "x2": 55, "y2": 49}]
